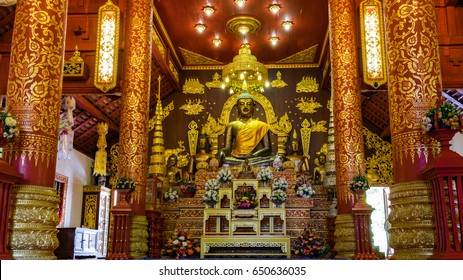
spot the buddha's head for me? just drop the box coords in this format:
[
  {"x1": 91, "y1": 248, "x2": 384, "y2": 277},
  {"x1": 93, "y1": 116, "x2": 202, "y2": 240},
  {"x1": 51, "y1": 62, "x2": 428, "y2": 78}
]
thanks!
[
  {"x1": 198, "y1": 133, "x2": 208, "y2": 150},
  {"x1": 236, "y1": 90, "x2": 255, "y2": 118},
  {"x1": 167, "y1": 154, "x2": 178, "y2": 167}
]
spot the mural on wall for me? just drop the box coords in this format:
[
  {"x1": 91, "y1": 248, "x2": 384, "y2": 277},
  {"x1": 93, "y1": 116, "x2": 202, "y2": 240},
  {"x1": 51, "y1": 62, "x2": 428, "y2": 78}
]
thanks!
[{"x1": 180, "y1": 99, "x2": 205, "y2": 115}]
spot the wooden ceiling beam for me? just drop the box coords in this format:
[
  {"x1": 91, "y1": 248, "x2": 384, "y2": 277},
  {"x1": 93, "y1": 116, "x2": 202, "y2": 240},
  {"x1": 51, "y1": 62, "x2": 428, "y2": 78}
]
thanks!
[{"x1": 74, "y1": 95, "x2": 119, "y2": 133}]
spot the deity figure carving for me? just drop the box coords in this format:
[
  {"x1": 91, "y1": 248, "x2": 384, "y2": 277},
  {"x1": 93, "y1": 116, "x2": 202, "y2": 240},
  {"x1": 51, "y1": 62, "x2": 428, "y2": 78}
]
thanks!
[
  {"x1": 217, "y1": 90, "x2": 273, "y2": 166},
  {"x1": 166, "y1": 154, "x2": 183, "y2": 186},
  {"x1": 283, "y1": 130, "x2": 310, "y2": 175},
  {"x1": 187, "y1": 131, "x2": 213, "y2": 178},
  {"x1": 313, "y1": 153, "x2": 326, "y2": 185}
]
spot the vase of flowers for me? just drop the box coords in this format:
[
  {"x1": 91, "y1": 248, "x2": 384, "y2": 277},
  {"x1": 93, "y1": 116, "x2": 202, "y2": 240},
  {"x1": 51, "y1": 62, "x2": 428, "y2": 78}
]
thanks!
[
  {"x1": 0, "y1": 109, "x2": 19, "y2": 145},
  {"x1": 216, "y1": 167, "x2": 233, "y2": 187},
  {"x1": 164, "y1": 188, "x2": 179, "y2": 202},
  {"x1": 257, "y1": 167, "x2": 273, "y2": 187},
  {"x1": 115, "y1": 177, "x2": 136, "y2": 206},
  {"x1": 161, "y1": 229, "x2": 201, "y2": 259},
  {"x1": 349, "y1": 174, "x2": 370, "y2": 207},
  {"x1": 422, "y1": 102, "x2": 463, "y2": 153},
  {"x1": 270, "y1": 177, "x2": 288, "y2": 207},
  {"x1": 295, "y1": 175, "x2": 315, "y2": 198},
  {"x1": 234, "y1": 191, "x2": 258, "y2": 209},
  {"x1": 180, "y1": 180, "x2": 196, "y2": 197},
  {"x1": 202, "y1": 179, "x2": 219, "y2": 208},
  {"x1": 292, "y1": 228, "x2": 330, "y2": 259}
]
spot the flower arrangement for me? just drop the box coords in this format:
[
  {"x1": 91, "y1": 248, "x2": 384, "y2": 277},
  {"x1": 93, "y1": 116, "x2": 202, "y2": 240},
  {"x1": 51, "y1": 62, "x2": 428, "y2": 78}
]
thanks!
[
  {"x1": 164, "y1": 187, "x2": 179, "y2": 202},
  {"x1": 116, "y1": 177, "x2": 136, "y2": 190},
  {"x1": 256, "y1": 167, "x2": 273, "y2": 183},
  {"x1": 0, "y1": 109, "x2": 19, "y2": 142},
  {"x1": 421, "y1": 102, "x2": 463, "y2": 132},
  {"x1": 292, "y1": 228, "x2": 330, "y2": 259},
  {"x1": 216, "y1": 167, "x2": 233, "y2": 185},
  {"x1": 234, "y1": 191, "x2": 258, "y2": 209},
  {"x1": 295, "y1": 175, "x2": 315, "y2": 198},
  {"x1": 161, "y1": 229, "x2": 201, "y2": 259},
  {"x1": 348, "y1": 174, "x2": 370, "y2": 191},
  {"x1": 180, "y1": 181, "x2": 196, "y2": 196},
  {"x1": 272, "y1": 155, "x2": 283, "y2": 171},
  {"x1": 271, "y1": 177, "x2": 289, "y2": 205},
  {"x1": 202, "y1": 179, "x2": 219, "y2": 204}
]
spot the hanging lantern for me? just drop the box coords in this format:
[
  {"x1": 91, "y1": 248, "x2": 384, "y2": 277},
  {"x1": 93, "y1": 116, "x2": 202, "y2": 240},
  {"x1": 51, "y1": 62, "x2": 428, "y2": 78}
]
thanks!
[{"x1": 94, "y1": 0, "x2": 120, "y2": 92}]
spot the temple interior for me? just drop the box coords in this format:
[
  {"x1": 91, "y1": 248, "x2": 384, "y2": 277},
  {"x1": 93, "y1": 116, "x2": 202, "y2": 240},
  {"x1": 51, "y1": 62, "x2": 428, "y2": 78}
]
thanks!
[{"x1": 0, "y1": 0, "x2": 463, "y2": 261}]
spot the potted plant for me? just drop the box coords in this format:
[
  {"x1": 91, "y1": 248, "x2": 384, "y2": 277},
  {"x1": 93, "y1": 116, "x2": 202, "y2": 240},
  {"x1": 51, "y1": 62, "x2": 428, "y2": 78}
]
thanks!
[
  {"x1": 216, "y1": 167, "x2": 233, "y2": 187},
  {"x1": 164, "y1": 188, "x2": 179, "y2": 202},
  {"x1": 295, "y1": 175, "x2": 315, "y2": 198},
  {"x1": 256, "y1": 166, "x2": 273, "y2": 187},
  {"x1": 270, "y1": 177, "x2": 288, "y2": 207},
  {"x1": 116, "y1": 177, "x2": 136, "y2": 190},
  {"x1": 0, "y1": 109, "x2": 19, "y2": 144},
  {"x1": 161, "y1": 228, "x2": 201, "y2": 259},
  {"x1": 292, "y1": 228, "x2": 330, "y2": 259},
  {"x1": 202, "y1": 179, "x2": 219, "y2": 207}
]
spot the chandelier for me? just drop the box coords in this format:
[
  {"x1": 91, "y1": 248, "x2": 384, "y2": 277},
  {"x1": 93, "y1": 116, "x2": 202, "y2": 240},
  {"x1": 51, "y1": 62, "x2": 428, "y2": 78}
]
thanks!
[{"x1": 222, "y1": 43, "x2": 268, "y2": 93}]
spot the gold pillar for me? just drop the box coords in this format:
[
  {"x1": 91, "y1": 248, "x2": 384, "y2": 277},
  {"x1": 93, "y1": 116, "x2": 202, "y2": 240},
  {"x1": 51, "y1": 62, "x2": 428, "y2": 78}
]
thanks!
[
  {"x1": 329, "y1": 0, "x2": 365, "y2": 259},
  {"x1": 4, "y1": 0, "x2": 67, "y2": 259},
  {"x1": 116, "y1": 0, "x2": 152, "y2": 258},
  {"x1": 384, "y1": 0, "x2": 441, "y2": 259}
]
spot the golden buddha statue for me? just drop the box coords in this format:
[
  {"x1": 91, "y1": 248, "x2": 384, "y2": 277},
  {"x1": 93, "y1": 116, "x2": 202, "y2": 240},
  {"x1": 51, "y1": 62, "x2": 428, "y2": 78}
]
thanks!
[
  {"x1": 166, "y1": 154, "x2": 183, "y2": 186},
  {"x1": 187, "y1": 131, "x2": 213, "y2": 178},
  {"x1": 283, "y1": 130, "x2": 310, "y2": 174},
  {"x1": 313, "y1": 153, "x2": 326, "y2": 185},
  {"x1": 217, "y1": 90, "x2": 273, "y2": 166}
]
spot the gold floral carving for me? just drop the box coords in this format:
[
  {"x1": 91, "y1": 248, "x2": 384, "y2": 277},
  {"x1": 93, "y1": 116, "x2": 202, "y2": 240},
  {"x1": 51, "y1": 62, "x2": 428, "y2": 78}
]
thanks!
[
  {"x1": 169, "y1": 60, "x2": 179, "y2": 83},
  {"x1": 276, "y1": 45, "x2": 318, "y2": 64},
  {"x1": 270, "y1": 71, "x2": 288, "y2": 88},
  {"x1": 117, "y1": 0, "x2": 152, "y2": 210},
  {"x1": 130, "y1": 215, "x2": 149, "y2": 259},
  {"x1": 179, "y1": 47, "x2": 223, "y2": 65},
  {"x1": 180, "y1": 99, "x2": 205, "y2": 115},
  {"x1": 388, "y1": 181, "x2": 434, "y2": 259},
  {"x1": 333, "y1": 214, "x2": 356, "y2": 259},
  {"x1": 9, "y1": 185, "x2": 60, "y2": 259},
  {"x1": 296, "y1": 97, "x2": 323, "y2": 114},
  {"x1": 300, "y1": 118, "x2": 327, "y2": 158},
  {"x1": 188, "y1": 121, "x2": 199, "y2": 156},
  {"x1": 63, "y1": 45, "x2": 87, "y2": 79},
  {"x1": 6, "y1": 1, "x2": 65, "y2": 139},
  {"x1": 82, "y1": 194, "x2": 98, "y2": 229},
  {"x1": 182, "y1": 77, "x2": 205, "y2": 94},
  {"x1": 330, "y1": 0, "x2": 364, "y2": 210},
  {"x1": 109, "y1": 143, "x2": 119, "y2": 188},
  {"x1": 362, "y1": 127, "x2": 394, "y2": 184},
  {"x1": 4, "y1": 134, "x2": 57, "y2": 168},
  {"x1": 296, "y1": 76, "x2": 319, "y2": 93},
  {"x1": 152, "y1": 26, "x2": 166, "y2": 58},
  {"x1": 206, "y1": 72, "x2": 223, "y2": 89},
  {"x1": 385, "y1": 0, "x2": 441, "y2": 180}
]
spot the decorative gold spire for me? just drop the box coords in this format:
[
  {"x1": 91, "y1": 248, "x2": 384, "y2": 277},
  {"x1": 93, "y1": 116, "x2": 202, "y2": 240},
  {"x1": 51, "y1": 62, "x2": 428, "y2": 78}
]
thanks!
[{"x1": 149, "y1": 76, "x2": 166, "y2": 176}]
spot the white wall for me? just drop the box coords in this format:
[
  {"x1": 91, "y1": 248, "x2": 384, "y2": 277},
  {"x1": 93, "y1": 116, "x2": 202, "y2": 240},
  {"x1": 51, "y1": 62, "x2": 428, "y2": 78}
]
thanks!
[
  {"x1": 55, "y1": 149, "x2": 94, "y2": 227},
  {"x1": 451, "y1": 132, "x2": 463, "y2": 157}
]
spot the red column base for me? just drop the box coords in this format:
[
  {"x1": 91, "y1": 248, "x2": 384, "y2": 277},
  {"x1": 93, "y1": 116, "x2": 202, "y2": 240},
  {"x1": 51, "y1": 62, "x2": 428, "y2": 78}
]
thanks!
[{"x1": 430, "y1": 251, "x2": 463, "y2": 260}]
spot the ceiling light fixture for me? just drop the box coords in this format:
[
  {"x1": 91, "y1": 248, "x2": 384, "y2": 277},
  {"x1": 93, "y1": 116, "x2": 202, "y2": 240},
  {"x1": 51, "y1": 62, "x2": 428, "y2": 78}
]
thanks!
[
  {"x1": 203, "y1": 6, "x2": 215, "y2": 16},
  {"x1": 281, "y1": 20, "x2": 293, "y2": 30},
  {"x1": 268, "y1": 4, "x2": 281, "y2": 14},
  {"x1": 238, "y1": 25, "x2": 250, "y2": 35},
  {"x1": 195, "y1": 23, "x2": 206, "y2": 32},
  {"x1": 212, "y1": 38, "x2": 222, "y2": 46},
  {"x1": 234, "y1": 0, "x2": 246, "y2": 7},
  {"x1": 269, "y1": 36, "x2": 280, "y2": 46}
]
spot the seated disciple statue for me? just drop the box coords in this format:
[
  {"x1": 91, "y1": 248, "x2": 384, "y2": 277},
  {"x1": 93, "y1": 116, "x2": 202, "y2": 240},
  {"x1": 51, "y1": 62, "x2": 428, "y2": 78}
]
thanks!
[
  {"x1": 217, "y1": 90, "x2": 273, "y2": 166},
  {"x1": 283, "y1": 130, "x2": 310, "y2": 175},
  {"x1": 166, "y1": 154, "x2": 183, "y2": 186},
  {"x1": 187, "y1": 132, "x2": 213, "y2": 178},
  {"x1": 313, "y1": 153, "x2": 327, "y2": 185}
]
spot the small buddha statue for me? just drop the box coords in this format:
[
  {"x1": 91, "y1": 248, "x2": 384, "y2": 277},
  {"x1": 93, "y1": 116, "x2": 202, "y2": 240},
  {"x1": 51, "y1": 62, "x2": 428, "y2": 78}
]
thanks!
[
  {"x1": 166, "y1": 154, "x2": 183, "y2": 186},
  {"x1": 313, "y1": 153, "x2": 326, "y2": 185},
  {"x1": 217, "y1": 89, "x2": 274, "y2": 166},
  {"x1": 187, "y1": 131, "x2": 213, "y2": 178},
  {"x1": 283, "y1": 130, "x2": 310, "y2": 174},
  {"x1": 238, "y1": 158, "x2": 256, "y2": 179}
]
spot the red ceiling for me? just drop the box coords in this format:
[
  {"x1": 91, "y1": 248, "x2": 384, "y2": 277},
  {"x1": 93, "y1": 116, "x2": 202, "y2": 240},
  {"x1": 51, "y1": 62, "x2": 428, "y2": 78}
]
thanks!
[{"x1": 153, "y1": 0, "x2": 329, "y2": 67}]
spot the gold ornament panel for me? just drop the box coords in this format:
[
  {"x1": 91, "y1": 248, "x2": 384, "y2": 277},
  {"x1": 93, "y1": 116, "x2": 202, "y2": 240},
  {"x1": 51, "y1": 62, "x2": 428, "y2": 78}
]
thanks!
[{"x1": 6, "y1": 0, "x2": 66, "y2": 137}]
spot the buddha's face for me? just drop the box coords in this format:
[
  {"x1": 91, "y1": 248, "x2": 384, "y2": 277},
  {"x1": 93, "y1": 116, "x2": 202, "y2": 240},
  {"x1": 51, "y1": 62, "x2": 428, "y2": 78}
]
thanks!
[
  {"x1": 199, "y1": 138, "x2": 207, "y2": 149},
  {"x1": 168, "y1": 155, "x2": 177, "y2": 166},
  {"x1": 237, "y1": 98, "x2": 254, "y2": 118}
]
